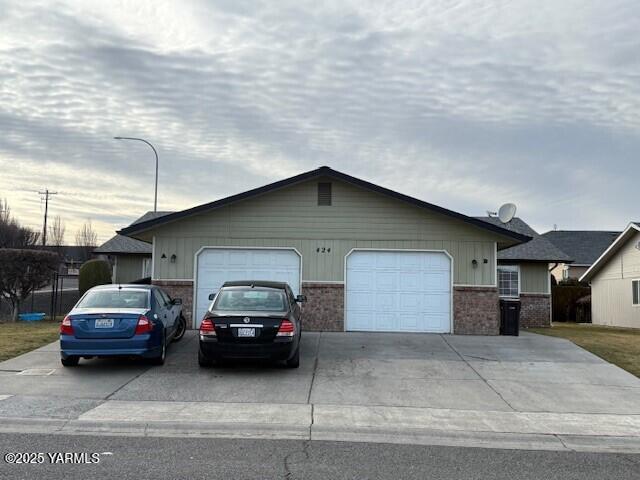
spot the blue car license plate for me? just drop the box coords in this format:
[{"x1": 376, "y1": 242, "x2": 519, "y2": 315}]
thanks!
[
  {"x1": 95, "y1": 318, "x2": 114, "y2": 328},
  {"x1": 237, "y1": 327, "x2": 255, "y2": 337}
]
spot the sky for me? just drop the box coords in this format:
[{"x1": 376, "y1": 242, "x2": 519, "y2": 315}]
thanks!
[{"x1": 1, "y1": 0, "x2": 639, "y2": 244}]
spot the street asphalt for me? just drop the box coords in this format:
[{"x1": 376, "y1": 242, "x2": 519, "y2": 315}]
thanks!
[{"x1": 0, "y1": 432, "x2": 638, "y2": 480}]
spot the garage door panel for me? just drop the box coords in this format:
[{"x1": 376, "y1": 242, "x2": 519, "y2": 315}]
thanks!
[
  {"x1": 195, "y1": 248, "x2": 300, "y2": 326},
  {"x1": 346, "y1": 250, "x2": 451, "y2": 333}
]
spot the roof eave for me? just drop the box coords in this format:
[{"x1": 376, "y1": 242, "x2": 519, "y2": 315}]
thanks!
[
  {"x1": 118, "y1": 166, "x2": 531, "y2": 243},
  {"x1": 580, "y1": 223, "x2": 640, "y2": 282}
]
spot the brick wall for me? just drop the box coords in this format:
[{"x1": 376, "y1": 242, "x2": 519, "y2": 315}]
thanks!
[
  {"x1": 153, "y1": 280, "x2": 194, "y2": 327},
  {"x1": 301, "y1": 282, "x2": 344, "y2": 331},
  {"x1": 453, "y1": 286, "x2": 500, "y2": 335},
  {"x1": 519, "y1": 293, "x2": 551, "y2": 328}
]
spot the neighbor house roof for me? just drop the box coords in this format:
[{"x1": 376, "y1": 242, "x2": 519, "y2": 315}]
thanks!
[
  {"x1": 40, "y1": 245, "x2": 87, "y2": 262},
  {"x1": 580, "y1": 223, "x2": 640, "y2": 282},
  {"x1": 118, "y1": 166, "x2": 531, "y2": 243},
  {"x1": 541, "y1": 230, "x2": 620, "y2": 266},
  {"x1": 95, "y1": 211, "x2": 172, "y2": 255},
  {"x1": 476, "y1": 217, "x2": 573, "y2": 263}
]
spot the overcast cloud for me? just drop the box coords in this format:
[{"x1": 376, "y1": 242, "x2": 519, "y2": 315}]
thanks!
[{"x1": 1, "y1": 0, "x2": 639, "y2": 243}]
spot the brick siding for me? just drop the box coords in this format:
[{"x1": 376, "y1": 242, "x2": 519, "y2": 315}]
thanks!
[
  {"x1": 301, "y1": 282, "x2": 344, "y2": 331},
  {"x1": 152, "y1": 280, "x2": 195, "y2": 327},
  {"x1": 453, "y1": 286, "x2": 500, "y2": 335},
  {"x1": 519, "y1": 293, "x2": 551, "y2": 328}
]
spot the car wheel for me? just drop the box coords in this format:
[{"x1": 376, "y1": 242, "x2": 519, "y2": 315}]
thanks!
[
  {"x1": 61, "y1": 355, "x2": 79, "y2": 367},
  {"x1": 172, "y1": 315, "x2": 187, "y2": 343},
  {"x1": 150, "y1": 332, "x2": 167, "y2": 365},
  {"x1": 285, "y1": 347, "x2": 300, "y2": 369},
  {"x1": 198, "y1": 348, "x2": 214, "y2": 368}
]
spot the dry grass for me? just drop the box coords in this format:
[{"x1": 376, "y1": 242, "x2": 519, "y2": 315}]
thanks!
[
  {"x1": 0, "y1": 321, "x2": 59, "y2": 362},
  {"x1": 529, "y1": 323, "x2": 640, "y2": 378}
]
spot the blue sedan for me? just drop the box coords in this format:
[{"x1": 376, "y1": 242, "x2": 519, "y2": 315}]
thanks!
[{"x1": 60, "y1": 284, "x2": 186, "y2": 367}]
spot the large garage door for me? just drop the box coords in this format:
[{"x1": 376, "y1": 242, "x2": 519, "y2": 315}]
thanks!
[
  {"x1": 346, "y1": 250, "x2": 451, "y2": 333},
  {"x1": 194, "y1": 248, "x2": 301, "y2": 327}
]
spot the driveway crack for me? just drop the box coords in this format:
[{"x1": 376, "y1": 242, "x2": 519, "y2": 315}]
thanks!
[
  {"x1": 306, "y1": 332, "x2": 321, "y2": 404},
  {"x1": 440, "y1": 334, "x2": 517, "y2": 412},
  {"x1": 104, "y1": 365, "x2": 152, "y2": 401}
]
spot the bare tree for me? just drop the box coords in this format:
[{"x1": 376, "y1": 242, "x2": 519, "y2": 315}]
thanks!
[
  {"x1": 0, "y1": 199, "x2": 40, "y2": 248},
  {"x1": 75, "y1": 220, "x2": 98, "y2": 261},
  {"x1": 48, "y1": 215, "x2": 66, "y2": 248}
]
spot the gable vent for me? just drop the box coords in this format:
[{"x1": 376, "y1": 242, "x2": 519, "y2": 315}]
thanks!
[{"x1": 317, "y1": 182, "x2": 332, "y2": 206}]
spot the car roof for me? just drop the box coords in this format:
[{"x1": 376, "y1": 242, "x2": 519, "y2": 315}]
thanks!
[
  {"x1": 91, "y1": 284, "x2": 153, "y2": 290},
  {"x1": 221, "y1": 280, "x2": 290, "y2": 290}
]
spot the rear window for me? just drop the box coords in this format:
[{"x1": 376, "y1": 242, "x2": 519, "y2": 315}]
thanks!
[
  {"x1": 77, "y1": 290, "x2": 149, "y2": 309},
  {"x1": 213, "y1": 289, "x2": 286, "y2": 311}
]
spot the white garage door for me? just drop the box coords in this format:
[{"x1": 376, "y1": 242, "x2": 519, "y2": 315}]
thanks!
[
  {"x1": 346, "y1": 250, "x2": 451, "y2": 333},
  {"x1": 194, "y1": 248, "x2": 301, "y2": 327}
]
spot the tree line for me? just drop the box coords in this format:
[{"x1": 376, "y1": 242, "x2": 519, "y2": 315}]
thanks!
[{"x1": 0, "y1": 199, "x2": 99, "y2": 321}]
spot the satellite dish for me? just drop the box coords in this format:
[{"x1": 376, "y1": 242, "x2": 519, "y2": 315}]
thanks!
[{"x1": 498, "y1": 203, "x2": 517, "y2": 223}]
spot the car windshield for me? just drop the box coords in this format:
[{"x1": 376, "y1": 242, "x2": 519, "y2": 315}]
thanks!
[
  {"x1": 214, "y1": 289, "x2": 286, "y2": 311},
  {"x1": 76, "y1": 290, "x2": 149, "y2": 309}
]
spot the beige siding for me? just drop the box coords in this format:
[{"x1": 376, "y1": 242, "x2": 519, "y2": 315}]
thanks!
[
  {"x1": 114, "y1": 255, "x2": 145, "y2": 283},
  {"x1": 591, "y1": 277, "x2": 640, "y2": 328},
  {"x1": 590, "y1": 231, "x2": 640, "y2": 328},
  {"x1": 520, "y1": 263, "x2": 551, "y2": 294},
  {"x1": 148, "y1": 177, "x2": 503, "y2": 285}
]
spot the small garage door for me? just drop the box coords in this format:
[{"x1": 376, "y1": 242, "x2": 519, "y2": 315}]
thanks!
[
  {"x1": 345, "y1": 250, "x2": 451, "y2": 333},
  {"x1": 194, "y1": 248, "x2": 301, "y2": 327}
]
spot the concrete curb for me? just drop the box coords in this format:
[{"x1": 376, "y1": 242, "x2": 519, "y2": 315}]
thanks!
[{"x1": 1, "y1": 415, "x2": 640, "y2": 453}]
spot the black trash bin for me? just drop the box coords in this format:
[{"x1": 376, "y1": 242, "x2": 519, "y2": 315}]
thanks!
[{"x1": 500, "y1": 299, "x2": 521, "y2": 336}]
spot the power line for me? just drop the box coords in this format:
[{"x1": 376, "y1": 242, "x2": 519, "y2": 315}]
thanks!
[{"x1": 37, "y1": 189, "x2": 58, "y2": 246}]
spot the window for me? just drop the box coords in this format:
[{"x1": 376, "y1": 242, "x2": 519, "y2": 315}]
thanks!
[
  {"x1": 317, "y1": 182, "x2": 332, "y2": 206},
  {"x1": 633, "y1": 280, "x2": 640, "y2": 306},
  {"x1": 77, "y1": 289, "x2": 149, "y2": 309},
  {"x1": 498, "y1": 265, "x2": 519, "y2": 298},
  {"x1": 214, "y1": 289, "x2": 287, "y2": 311}
]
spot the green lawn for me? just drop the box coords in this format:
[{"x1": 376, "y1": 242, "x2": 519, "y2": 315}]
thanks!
[
  {"x1": 0, "y1": 321, "x2": 60, "y2": 362},
  {"x1": 529, "y1": 323, "x2": 640, "y2": 378}
]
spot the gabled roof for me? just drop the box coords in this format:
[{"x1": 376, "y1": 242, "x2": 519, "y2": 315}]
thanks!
[
  {"x1": 541, "y1": 230, "x2": 620, "y2": 266},
  {"x1": 580, "y1": 223, "x2": 640, "y2": 282},
  {"x1": 476, "y1": 217, "x2": 573, "y2": 263},
  {"x1": 119, "y1": 166, "x2": 530, "y2": 243},
  {"x1": 95, "y1": 211, "x2": 172, "y2": 255}
]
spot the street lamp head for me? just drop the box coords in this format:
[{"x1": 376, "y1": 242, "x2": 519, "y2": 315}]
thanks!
[{"x1": 113, "y1": 136, "x2": 123, "y2": 140}]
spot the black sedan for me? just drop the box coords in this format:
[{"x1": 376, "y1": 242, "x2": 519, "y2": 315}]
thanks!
[{"x1": 198, "y1": 281, "x2": 305, "y2": 368}]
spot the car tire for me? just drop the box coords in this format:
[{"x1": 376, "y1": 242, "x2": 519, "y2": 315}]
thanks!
[
  {"x1": 61, "y1": 355, "x2": 79, "y2": 367},
  {"x1": 285, "y1": 347, "x2": 300, "y2": 369},
  {"x1": 172, "y1": 315, "x2": 187, "y2": 343},
  {"x1": 150, "y1": 332, "x2": 167, "y2": 366},
  {"x1": 198, "y1": 348, "x2": 214, "y2": 368}
]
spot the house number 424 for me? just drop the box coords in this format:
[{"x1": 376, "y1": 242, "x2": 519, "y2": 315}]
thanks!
[{"x1": 316, "y1": 247, "x2": 331, "y2": 253}]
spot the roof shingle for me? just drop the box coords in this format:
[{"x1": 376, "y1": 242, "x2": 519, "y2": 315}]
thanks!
[{"x1": 541, "y1": 230, "x2": 620, "y2": 265}]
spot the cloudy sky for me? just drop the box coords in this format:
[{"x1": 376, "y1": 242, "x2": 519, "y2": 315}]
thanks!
[{"x1": 1, "y1": 0, "x2": 639, "y2": 244}]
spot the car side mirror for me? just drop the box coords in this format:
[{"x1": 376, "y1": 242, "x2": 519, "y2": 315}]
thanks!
[
  {"x1": 172, "y1": 298, "x2": 182, "y2": 305},
  {"x1": 208, "y1": 293, "x2": 216, "y2": 301},
  {"x1": 296, "y1": 294, "x2": 307, "y2": 303}
]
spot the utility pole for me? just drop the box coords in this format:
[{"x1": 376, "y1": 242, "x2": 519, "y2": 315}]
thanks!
[{"x1": 38, "y1": 189, "x2": 58, "y2": 246}]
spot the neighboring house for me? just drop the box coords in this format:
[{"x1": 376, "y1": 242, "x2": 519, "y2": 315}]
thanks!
[
  {"x1": 580, "y1": 223, "x2": 640, "y2": 328},
  {"x1": 542, "y1": 230, "x2": 620, "y2": 282},
  {"x1": 117, "y1": 166, "x2": 534, "y2": 335},
  {"x1": 95, "y1": 211, "x2": 171, "y2": 283},
  {"x1": 476, "y1": 217, "x2": 573, "y2": 327}
]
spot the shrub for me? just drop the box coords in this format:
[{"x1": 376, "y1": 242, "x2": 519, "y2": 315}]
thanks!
[
  {"x1": 79, "y1": 259, "x2": 112, "y2": 295},
  {"x1": 552, "y1": 285, "x2": 591, "y2": 322}
]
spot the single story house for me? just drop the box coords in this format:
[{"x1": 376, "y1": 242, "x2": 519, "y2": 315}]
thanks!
[
  {"x1": 476, "y1": 217, "x2": 572, "y2": 327},
  {"x1": 41, "y1": 245, "x2": 87, "y2": 275},
  {"x1": 117, "y1": 166, "x2": 560, "y2": 335},
  {"x1": 95, "y1": 212, "x2": 171, "y2": 283},
  {"x1": 542, "y1": 230, "x2": 619, "y2": 282},
  {"x1": 580, "y1": 223, "x2": 640, "y2": 328}
]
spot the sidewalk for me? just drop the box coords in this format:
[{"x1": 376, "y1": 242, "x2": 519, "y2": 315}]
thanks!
[{"x1": 1, "y1": 396, "x2": 639, "y2": 453}]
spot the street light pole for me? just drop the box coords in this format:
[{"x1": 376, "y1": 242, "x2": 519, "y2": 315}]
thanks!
[{"x1": 114, "y1": 136, "x2": 159, "y2": 212}]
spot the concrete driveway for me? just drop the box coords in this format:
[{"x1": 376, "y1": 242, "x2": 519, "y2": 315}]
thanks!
[{"x1": 1, "y1": 331, "x2": 640, "y2": 452}]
